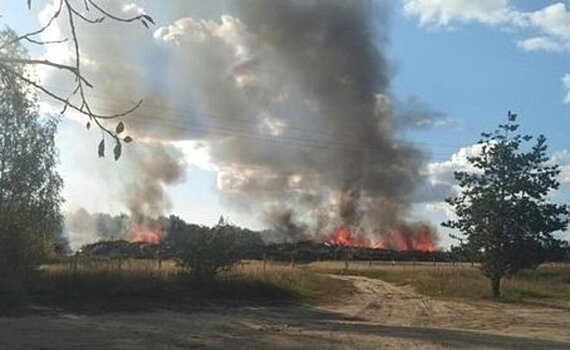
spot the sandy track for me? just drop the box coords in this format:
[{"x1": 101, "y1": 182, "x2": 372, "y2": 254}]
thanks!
[
  {"x1": 327, "y1": 275, "x2": 570, "y2": 342},
  {"x1": 1, "y1": 275, "x2": 569, "y2": 349}
]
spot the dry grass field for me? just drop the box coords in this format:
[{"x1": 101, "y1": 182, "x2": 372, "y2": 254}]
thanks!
[
  {"x1": 306, "y1": 261, "x2": 570, "y2": 307},
  {"x1": 4, "y1": 258, "x2": 354, "y2": 313},
  {"x1": 1, "y1": 258, "x2": 569, "y2": 349}
]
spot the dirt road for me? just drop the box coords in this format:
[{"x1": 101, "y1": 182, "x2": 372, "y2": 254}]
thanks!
[
  {"x1": 1, "y1": 275, "x2": 569, "y2": 349},
  {"x1": 327, "y1": 275, "x2": 570, "y2": 345}
]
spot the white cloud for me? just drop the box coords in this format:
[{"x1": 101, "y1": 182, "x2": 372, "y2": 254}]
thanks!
[
  {"x1": 425, "y1": 201, "x2": 457, "y2": 221},
  {"x1": 525, "y1": 3, "x2": 570, "y2": 44},
  {"x1": 562, "y1": 74, "x2": 570, "y2": 104},
  {"x1": 414, "y1": 143, "x2": 484, "y2": 203},
  {"x1": 403, "y1": 1, "x2": 570, "y2": 49},
  {"x1": 551, "y1": 149, "x2": 570, "y2": 184},
  {"x1": 175, "y1": 140, "x2": 216, "y2": 172},
  {"x1": 402, "y1": 0, "x2": 514, "y2": 26},
  {"x1": 517, "y1": 36, "x2": 566, "y2": 52},
  {"x1": 403, "y1": 1, "x2": 570, "y2": 104},
  {"x1": 419, "y1": 145, "x2": 570, "y2": 222}
]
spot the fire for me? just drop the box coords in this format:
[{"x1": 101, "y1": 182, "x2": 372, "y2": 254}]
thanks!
[
  {"x1": 391, "y1": 229, "x2": 434, "y2": 251},
  {"x1": 327, "y1": 226, "x2": 371, "y2": 248},
  {"x1": 130, "y1": 224, "x2": 163, "y2": 245},
  {"x1": 413, "y1": 230, "x2": 434, "y2": 252},
  {"x1": 327, "y1": 226, "x2": 435, "y2": 252}
]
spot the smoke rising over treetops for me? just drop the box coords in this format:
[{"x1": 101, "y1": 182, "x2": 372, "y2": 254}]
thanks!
[{"x1": 43, "y1": 0, "x2": 441, "y2": 245}]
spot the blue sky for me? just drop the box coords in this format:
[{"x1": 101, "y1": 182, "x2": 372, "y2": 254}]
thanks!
[{"x1": 1, "y1": 1, "x2": 569, "y2": 247}]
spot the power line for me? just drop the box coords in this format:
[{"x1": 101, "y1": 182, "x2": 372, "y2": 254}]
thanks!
[
  {"x1": 40, "y1": 89, "x2": 461, "y2": 159},
  {"x1": 41, "y1": 85, "x2": 465, "y2": 150},
  {"x1": 79, "y1": 104, "x2": 458, "y2": 159}
]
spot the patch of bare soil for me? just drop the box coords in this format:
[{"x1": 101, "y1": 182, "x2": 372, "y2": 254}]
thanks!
[
  {"x1": 1, "y1": 276, "x2": 569, "y2": 349},
  {"x1": 326, "y1": 275, "x2": 570, "y2": 345}
]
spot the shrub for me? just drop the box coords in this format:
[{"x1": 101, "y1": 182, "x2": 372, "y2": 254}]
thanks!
[{"x1": 175, "y1": 224, "x2": 241, "y2": 280}]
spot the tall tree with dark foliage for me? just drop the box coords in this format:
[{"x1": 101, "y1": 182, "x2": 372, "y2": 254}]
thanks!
[{"x1": 445, "y1": 112, "x2": 569, "y2": 297}]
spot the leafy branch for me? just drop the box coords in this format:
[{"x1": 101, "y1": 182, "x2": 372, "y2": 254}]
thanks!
[{"x1": 0, "y1": 0, "x2": 155, "y2": 160}]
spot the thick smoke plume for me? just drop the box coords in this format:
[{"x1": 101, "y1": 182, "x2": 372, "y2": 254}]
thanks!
[
  {"x1": 40, "y1": 0, "x2": 187, "y2": 237},
  {"x1": 41, "y1": 0, "x2": 436, "y2": 245},
  {"x1": 203, "y1": 0, "x2": 427, "y2": 243},
  {"x1": 124, "y1": 143, "x2": 185, "y2": 231}
]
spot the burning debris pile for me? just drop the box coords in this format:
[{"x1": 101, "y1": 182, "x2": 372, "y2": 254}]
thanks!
[
  {"x1": 129, "y1": 222, "x2": 164, "y2": 245},
  {"x1": 78, "y1": 240, "x2": 167, "y2": 259},
  {"x1": 262, "y1": 241, "x2": 449, "y2": 263},
  {"x1": 64, "y1": 209, "x2": 169, "y2": 250},
  {"x1": 70, "y1": 213, "x2": 445, "y2": 263},
  {"x1": 68, "y1": 212, "x2": 440, "y2": 262},
  {"x1": 326, "y1": 225, "x2": 436, "y2": 251},
  {"x1": 77, "y1": 238, "x2": 448, "y2": 263}
]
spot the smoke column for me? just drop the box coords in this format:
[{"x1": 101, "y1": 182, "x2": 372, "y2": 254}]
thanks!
[{"x1": 41, "y1": 0, "x2": 436, "y2": 245}]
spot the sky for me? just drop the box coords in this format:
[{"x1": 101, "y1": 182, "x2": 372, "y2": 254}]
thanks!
[{"x1": 1, "y1": 0, "x2": 569, "y2": 248}]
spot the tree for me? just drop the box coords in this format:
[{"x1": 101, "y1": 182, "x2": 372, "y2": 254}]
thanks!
[
  {"x1": 444, "y1": 112, "x2": 569, "y2": 297},
  {"x1": 0, "y1": 29, "x2": 64, "y2": 277},
  {"x1": 0, "y1": 1, "x2": 153, "y2": 159},
  {"x1": 175, "y1": 222, "x2": 241, "y2": 280}
]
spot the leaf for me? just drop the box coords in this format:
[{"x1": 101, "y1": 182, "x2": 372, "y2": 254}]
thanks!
[
  {"x1": 142, "y1": 14, "x2": 155, "y2": 25},
  {"x1": 113, "y1": 141, "x2": 122, "y2": 161},
  {"x1": 123, "y1": 136, "x2": 133, "y2": 143},
  {"x1": 115, "y1": 121, "x2": 124, "y2": 134},
  {"x1": 86, "y1": 121, "x2": 91, "y2": 130},
  {"x1": 98, "y1": 139, "x2": 105, "y2": 158},
  {"x1": 142, "y1": 20, "x2": 148, "y2": 29},
  {"x1": 27, "y1": 0, "x2": 32, "y2": 9}
]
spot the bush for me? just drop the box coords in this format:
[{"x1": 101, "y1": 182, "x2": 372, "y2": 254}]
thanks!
[{"x1": 175, "y1": 224, "x2": 241, "y2": 280}]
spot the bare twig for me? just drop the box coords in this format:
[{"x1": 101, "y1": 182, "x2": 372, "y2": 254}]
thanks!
[
  {"x1": 0, "y1": 0, "x2": 154, "y2": 159},
  {"x1": 0, "y1": 57, "x2": 92, "y2": 87},
  {"x1": 0, "y1": 0, "x2": 64, "y2": 50},
  {"x1": 0, "y1": 63, "x2": 142, "y2": 121},
  {"x1": 22, "y1": 36, "x2": 68, "y2": 46}
]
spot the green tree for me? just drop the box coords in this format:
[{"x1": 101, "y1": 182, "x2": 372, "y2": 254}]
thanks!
[
  {"x1": 0, "y1": 29, "x2": 64, "y2": 277},
  {"x1": 444, "y1": 112, "x2": 569, "y2": 297},
  {"x1": 175, "y1": 222, "x2": 241, "y2": 280}
]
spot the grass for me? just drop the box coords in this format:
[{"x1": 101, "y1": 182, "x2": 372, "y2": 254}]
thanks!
[
  {"x1": 235, "y1": 261, "x2": 355, "y2": 305},
  {"x1": 306, "y1": 261, "x2": 570, "y2": 307},
  {"x1": 3, "y1": 258, "x2": 567, "y2": 315},
  {"x1": 1, "y1": 258, "x2": 354, "y2": 315}
]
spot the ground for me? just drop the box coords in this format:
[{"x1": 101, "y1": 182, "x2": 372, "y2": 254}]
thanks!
[{"x1": 1, "y1": 273, "x2": 569, "y2": 349}]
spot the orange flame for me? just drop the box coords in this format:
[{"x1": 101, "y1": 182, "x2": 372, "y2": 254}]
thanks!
[
  {"x1": 413, "y1": 230, "x2": 434, "y2": 252},
  {"x1": 327, "y1": 226, "x2": 435, "y2": 252},
  {"x1": 327, "y1": 226, "x2": 371, "y2": 248},
  {"x1": 130, "y1": 224, "x2": 163, "y2": 245}
]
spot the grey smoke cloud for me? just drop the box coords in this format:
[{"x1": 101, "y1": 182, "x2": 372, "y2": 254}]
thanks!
[
  {"x1": 42, "y1": 0, "x2": 438, "y2": 243},
  {"x1": 64, "y1": 208, "x2": 129, "y2": 250}
]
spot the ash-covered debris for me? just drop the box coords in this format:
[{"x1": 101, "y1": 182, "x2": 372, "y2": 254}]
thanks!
[
  {"x1": 78, "y1": 240, "x2": 168, "y2": 259},
  {"x1": 77, "y1": 239, "x2": 452, "y2": 263}
]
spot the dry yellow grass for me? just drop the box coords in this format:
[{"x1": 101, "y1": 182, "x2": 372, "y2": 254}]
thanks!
[
  {"x1": 19, "y1": 258, "x2": 354, "y2": 313},
  {"x1": 27, "y1": 258, "x2": 570, "y2": 311},
  {"x1": 306, "y1": 261, "x2": 570, "y2": 307}
]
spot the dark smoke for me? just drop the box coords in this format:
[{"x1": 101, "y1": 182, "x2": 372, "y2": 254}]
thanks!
[
  {"x1": 43, "y1": 0, "x2": 436, "y2": 244},
  {"x1": 124, "y1": 142, "x2": 186, "y2": 230},
  {"x1": 205, "y1": 0, "x2": 427, "y2": 241}
]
